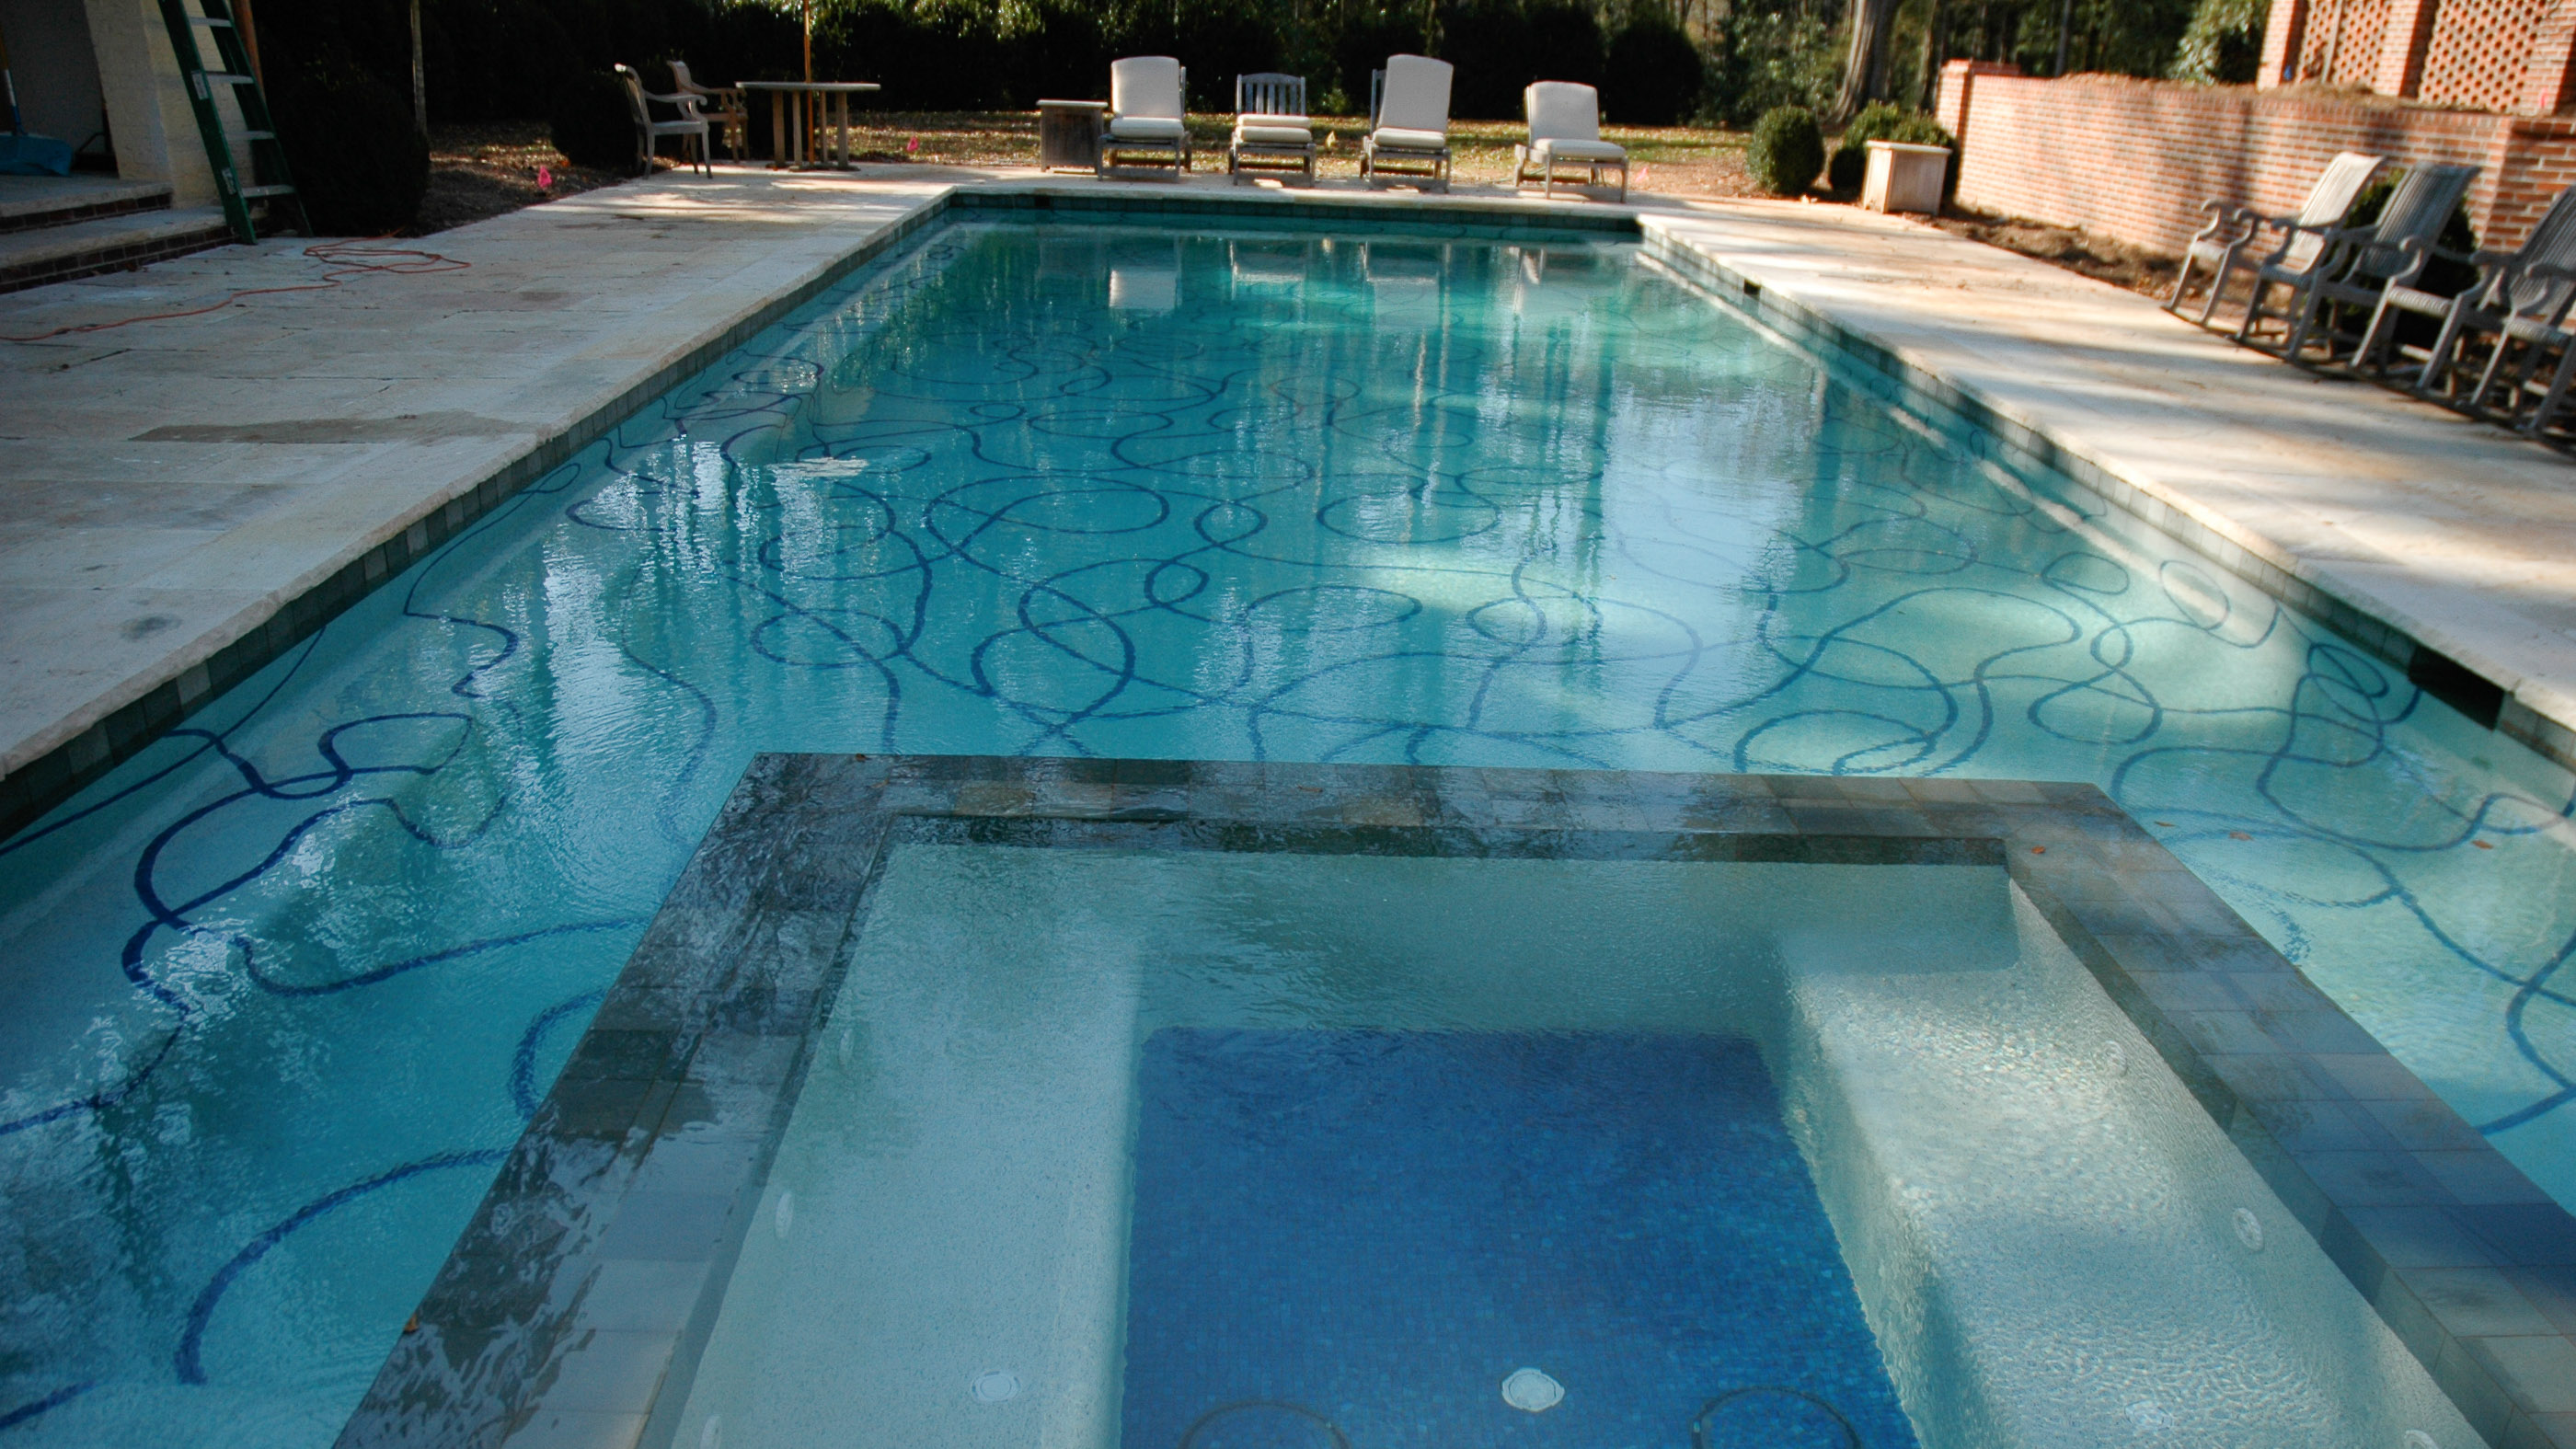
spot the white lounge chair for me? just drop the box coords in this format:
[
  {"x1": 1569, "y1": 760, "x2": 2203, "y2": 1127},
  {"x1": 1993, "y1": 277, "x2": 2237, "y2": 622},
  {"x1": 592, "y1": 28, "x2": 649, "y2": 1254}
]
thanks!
[
  {"x1": 1513, "y1": 82, "x2": 1627, "y2": 201},
  {"x1": 613, "y1": 63, "x2": 710, "y2": 177},
  {"x1": 666, "y1": 61, "x2": 747, "y2": 159},
  {"x1": 2166, "y1": 151, "x2": 2380, "y2": 328},
  {"x1": 1100, "y1": 56, "x2": 1191, "y2": 178},
  {"x1": 1362, "y1": 55, "x2": 1453, "y2": 193},
  {"x1": 1228, "y1": 73, "x2": 1315, "y2": 183}
]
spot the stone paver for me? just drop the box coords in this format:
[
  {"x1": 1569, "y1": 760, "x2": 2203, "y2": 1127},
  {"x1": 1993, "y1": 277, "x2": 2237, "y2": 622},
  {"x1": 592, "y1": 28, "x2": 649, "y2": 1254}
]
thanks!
[{"x1": 0, "y1": 167, "x2": 962, "y2": 826}]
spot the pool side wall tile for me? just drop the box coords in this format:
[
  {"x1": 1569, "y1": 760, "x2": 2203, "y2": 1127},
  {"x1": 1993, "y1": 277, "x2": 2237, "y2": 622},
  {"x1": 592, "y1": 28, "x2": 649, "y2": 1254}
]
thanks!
[{"x1": 339, "y1": 756, "x2": 2574, "y2": 1449}]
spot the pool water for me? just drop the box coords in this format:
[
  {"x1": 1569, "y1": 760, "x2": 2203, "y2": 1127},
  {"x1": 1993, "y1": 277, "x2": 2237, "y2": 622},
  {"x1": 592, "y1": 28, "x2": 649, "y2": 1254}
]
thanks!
[
  {"x1": 672, "y1": 846, "x2": 2477, "y2": 1449},
  {"x1": 0, "y1": 217, "x2": 2567, "y2": 1444}
]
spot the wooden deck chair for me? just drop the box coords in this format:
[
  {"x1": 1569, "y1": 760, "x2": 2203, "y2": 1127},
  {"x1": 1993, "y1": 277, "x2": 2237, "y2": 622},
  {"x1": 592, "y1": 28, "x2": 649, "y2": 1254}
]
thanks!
[
  {"x1": 2359, "y1": 185, "x2": 2576, "y2": 417},
  {"x1": 1514, "y1": 82, "x2": 1627, "y2": 201},
  {"x1": 1229, "y1": 73, "x2": 1315, "y2": 182},
  {"x1": 614, "y1": 63, "x2": 709, "y2": 177},
  {"x1": 2237, "y1": 161, "x2": 2481, "y2": 364},
  {"x1": 1100, "y1": 56, "x2": 1190, "y2": 178},
  {"x1": 667, "y1": 61, "x2": 747, "y2": 159},
  {"x1": 1362, "y1": 55, "x2": 1454, "y2": 192},
  {"x1": 2165, "y1": 152, "x2": 2380, "y2": 327}
]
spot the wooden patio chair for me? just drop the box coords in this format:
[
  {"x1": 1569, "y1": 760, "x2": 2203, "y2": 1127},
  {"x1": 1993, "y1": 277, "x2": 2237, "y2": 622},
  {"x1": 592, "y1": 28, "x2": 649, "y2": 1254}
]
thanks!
[
  {"x1": 2236, "y1": 161, "x2": 2481, "y2": 364},
  {"x1": 1100, "y1": 57, "x2": 1191, "y2": 178},
  {"x1": 614, "y1": 63, "x2": 710, "y2": 177},
  {"x1": 1228, "y1": 73, "x2": 1315, "y2": 183},
  {"x1": 2165, "y1": 151, "x2": 2380, "y2": 328}
]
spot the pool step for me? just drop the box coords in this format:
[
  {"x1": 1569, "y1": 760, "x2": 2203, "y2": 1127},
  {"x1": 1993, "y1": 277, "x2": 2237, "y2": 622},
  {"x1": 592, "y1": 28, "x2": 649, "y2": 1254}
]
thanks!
[{"x1": 0, "y1": 206, "x2": 239, "y2": 294}]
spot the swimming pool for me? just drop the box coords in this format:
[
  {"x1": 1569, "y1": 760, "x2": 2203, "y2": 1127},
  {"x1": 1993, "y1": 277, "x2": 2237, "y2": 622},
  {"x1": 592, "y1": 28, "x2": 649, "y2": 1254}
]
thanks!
[{"x1": 0, "y1": 214, "x2": 2568, "y2": 1444}]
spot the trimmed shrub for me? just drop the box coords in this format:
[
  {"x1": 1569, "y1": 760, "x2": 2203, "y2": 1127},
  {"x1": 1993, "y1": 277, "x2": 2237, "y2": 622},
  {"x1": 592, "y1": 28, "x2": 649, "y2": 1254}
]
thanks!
[
  {"x1": 270, "y1": 62, "x2": 427, "y2": 235},
  {"x1": 1746, "y1": 104, "x2": 1823, "y2": 196},
  {"x1": 1525, "y1": 2, "x2": 1606, "y2": 90},
  {"x1": 551, "y1": 69, "x2": 636, "y2": 172},
  {"x1": 1825, "y1": 99, "x2": 1907, "y2": 191},
  {"x1": 1331, "y1": 11, "x2": 1429, "y2": 115},
  {"x1": 1439, "y1": 0, "x2": 1536, "y2": 119},
  {"x1": 1604, "y1": 16, "x2": 1705, "y2": 124}
]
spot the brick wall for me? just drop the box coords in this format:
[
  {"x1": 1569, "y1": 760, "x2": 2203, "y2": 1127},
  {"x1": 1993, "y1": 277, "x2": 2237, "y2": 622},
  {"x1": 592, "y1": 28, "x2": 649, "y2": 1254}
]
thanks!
[{"x1": 1937, "y1": 63, "x2": 2576, "y2": 256}]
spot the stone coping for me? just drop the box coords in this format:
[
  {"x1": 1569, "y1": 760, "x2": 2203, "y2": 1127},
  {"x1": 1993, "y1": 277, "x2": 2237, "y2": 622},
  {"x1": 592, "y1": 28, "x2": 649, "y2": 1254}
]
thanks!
[{"x1": 335, "y1": 755, "x2": 2576, "y2": 1449}]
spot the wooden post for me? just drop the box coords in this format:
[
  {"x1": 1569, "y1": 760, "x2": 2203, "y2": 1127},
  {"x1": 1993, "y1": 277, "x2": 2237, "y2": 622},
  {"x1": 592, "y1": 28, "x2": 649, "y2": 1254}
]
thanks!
[
  {"x1": 234, "y1": 0, "x2": 265, "y2": 87},
  {"x1": 409, "y1": 0, "x2": 426, "y2": 135}
]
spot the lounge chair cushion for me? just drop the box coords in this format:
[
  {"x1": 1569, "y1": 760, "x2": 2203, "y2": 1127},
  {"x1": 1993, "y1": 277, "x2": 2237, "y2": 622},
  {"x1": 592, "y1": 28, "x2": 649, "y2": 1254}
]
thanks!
[
  {"x1": 1532, "y1": 137, "x2": 1626, "y2": 162},
  {"x1": 1370, "y1": 127, "x2": 1449, "y2": 154},
  {"x1": 1376, "y1": 54, "x2": 1453, "y2": 135},
  {"x1": 1234, "y1": 122, "x2": 1314, "y2": 145},
  {"x1": 1524, "y1": 81, "x2": 1603, "y2": 143},
  {"x1": 1111, "y1": 56, "x2": 1184, "y2": 121},
  {"x1": 1109, "y1": 115, "x2": 1187, "y2": 142}
]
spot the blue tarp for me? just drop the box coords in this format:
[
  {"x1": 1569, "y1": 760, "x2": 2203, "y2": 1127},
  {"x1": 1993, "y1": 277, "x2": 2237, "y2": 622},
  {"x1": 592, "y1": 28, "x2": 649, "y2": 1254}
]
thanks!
[{"x1": 0, "y1": 132, "x2": 75, "y2": 177}]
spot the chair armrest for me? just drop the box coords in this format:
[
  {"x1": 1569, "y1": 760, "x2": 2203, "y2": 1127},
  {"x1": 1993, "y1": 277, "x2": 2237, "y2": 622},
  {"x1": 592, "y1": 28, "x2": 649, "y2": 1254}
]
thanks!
[{"x1": 2189, "y1": 199, "x2": 2256, "y2": 246}]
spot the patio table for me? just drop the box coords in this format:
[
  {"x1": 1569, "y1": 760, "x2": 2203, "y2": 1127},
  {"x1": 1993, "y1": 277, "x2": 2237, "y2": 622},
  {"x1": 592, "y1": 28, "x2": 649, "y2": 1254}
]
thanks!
[{"x1": 739, "y1": 80, "x2": 882, "y2": 169}]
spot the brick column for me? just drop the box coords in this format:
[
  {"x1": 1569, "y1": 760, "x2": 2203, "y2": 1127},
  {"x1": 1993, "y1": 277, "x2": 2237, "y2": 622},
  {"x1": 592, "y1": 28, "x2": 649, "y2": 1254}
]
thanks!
[
  {"x1": 2519, "y1": 0, "x2": 2576, "y2": 114},
  {"x1": 2372, "y1": 0, "x2": 2440, "y2": 97},
  {"x1": 2260, "y1": 0, "x2": 2309, "y2": 85},
  {"x1": 1936, "y1": 59, "x2": 1975, "y2": 136}
]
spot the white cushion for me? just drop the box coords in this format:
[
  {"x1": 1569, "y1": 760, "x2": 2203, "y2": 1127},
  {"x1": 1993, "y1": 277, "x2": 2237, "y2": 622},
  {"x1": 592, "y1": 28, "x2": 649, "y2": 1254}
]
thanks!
[
  {"x1": 1234, "y1": 122, "x2": 1314, "y2": 145},
  {"x1": 1239, "y1": 112, "x2": 1309, "y2": 127},
  {"x1": 1376, "y1": 54, "x2": 1452, "y2": 133},
  {"x1": 1109, "y1": 115, "x2": 1187, "y2": 142},
  {"x1": 1524, "y1": 81, "x2": 1601, "y2": 143},
  {"x1": 1533, "y1": 137, "x2": 1625, "y2": 162},
  {"x1": 1370, "y1": 126, "x2": 1448, "y2": 154},
  {"x1": 1110, "y1": 55, "x2": 1183, "y2": 121}
]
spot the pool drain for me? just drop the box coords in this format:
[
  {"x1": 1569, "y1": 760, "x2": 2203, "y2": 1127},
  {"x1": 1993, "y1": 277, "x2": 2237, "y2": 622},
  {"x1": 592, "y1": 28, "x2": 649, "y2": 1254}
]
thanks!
[
  {"x1": 1501, "y1": 1368, "x2": 1563, "y2": 1412},
  {"x1": 972, "y1": 1370, "x2": 1020, "y2": 1403}
]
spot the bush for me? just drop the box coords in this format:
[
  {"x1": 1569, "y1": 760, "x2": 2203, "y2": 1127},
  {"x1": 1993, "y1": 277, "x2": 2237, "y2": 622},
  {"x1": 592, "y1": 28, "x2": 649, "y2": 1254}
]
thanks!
[
  {"x1": 1331, "y1": 11, "x2": 1429, "y2": 115},
  {"x1": 1746, "y1": 104, "x2": 1823, "y2": 195},
  {"x1": 551, "y1": 70, "x2": 636, "y2": 172},
  {"x1": 1438, "y1": 0, "x2": 1535, "y2": 119},
  {"x1": 1604, "y1": 16, "x2": 1706, "y2": 124},
  {"x1": 1825, "y1": 99, "x2": 1907, "y2": 191},
  {"x1": 1525, "y1": 3, "x2": 1606, "y2": 90},
  {"x1": 270, "y1": 62, "x2": 427, "y2": 236},
  {"x1": 2171, "y1": 0, "x2": 2265, "y2": 83}
]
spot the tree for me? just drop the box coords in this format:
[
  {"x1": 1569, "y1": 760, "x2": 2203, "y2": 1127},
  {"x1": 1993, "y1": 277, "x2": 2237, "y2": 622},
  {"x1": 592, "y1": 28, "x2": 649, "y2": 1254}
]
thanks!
[{"x1": 1830, "y1": 0, "x2": 1900, "y2": 121}]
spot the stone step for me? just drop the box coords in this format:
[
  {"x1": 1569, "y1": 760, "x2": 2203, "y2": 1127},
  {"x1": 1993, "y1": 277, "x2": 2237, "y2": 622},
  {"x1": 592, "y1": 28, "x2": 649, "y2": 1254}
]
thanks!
[
  {"x1": 0, "y1": 206, "x2": 237, "y2": 294},
  {"x1": 0, "y1": 177, "x2": 174, "y2": 234}
]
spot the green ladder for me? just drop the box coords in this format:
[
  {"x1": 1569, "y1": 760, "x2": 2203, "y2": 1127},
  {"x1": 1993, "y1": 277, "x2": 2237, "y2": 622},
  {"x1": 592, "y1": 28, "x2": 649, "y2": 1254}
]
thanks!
[{"x1": 155, "y1": 0, "x2": 309, "y2": 243}]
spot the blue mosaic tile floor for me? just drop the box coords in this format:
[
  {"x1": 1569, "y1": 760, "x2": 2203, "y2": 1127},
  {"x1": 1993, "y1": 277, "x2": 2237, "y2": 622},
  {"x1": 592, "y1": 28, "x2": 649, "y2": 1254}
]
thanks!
[{"x1": 1123, "y1": 1029, "x2": 1915, "y2": 1449}]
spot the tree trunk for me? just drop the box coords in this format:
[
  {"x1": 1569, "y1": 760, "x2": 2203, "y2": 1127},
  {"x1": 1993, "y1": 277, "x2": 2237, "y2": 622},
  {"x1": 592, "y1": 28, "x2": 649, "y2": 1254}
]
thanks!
[{"x1": 1831, "y1": 0, "x2": 1902, "y2": 121}]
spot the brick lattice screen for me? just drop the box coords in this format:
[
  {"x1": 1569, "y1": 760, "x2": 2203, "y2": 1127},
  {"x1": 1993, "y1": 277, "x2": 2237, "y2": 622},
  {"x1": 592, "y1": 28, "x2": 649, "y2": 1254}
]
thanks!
[
  {"x1": 2420, "y1": 0, "x2": 2552, "y2": 109},
  {"x1": 2296, "y1": 0, "x2": 2398, "y2": 85}
]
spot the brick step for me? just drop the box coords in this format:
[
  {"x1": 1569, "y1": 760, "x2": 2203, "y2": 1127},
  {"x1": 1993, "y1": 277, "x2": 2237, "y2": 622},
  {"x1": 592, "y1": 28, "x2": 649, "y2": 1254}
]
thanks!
[
  {"x1": 0, "y1": 208, "x2": 237, "y2": 294},
  {"x1": 0, "y1": 178, "x2": 175, "y2": 235}
]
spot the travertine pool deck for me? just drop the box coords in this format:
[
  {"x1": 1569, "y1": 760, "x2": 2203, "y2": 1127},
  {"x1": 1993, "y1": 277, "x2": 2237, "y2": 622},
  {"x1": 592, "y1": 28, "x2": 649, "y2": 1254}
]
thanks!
[{"x1": 3, "y1": 164, "x2": 2574, "y2": 834}]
